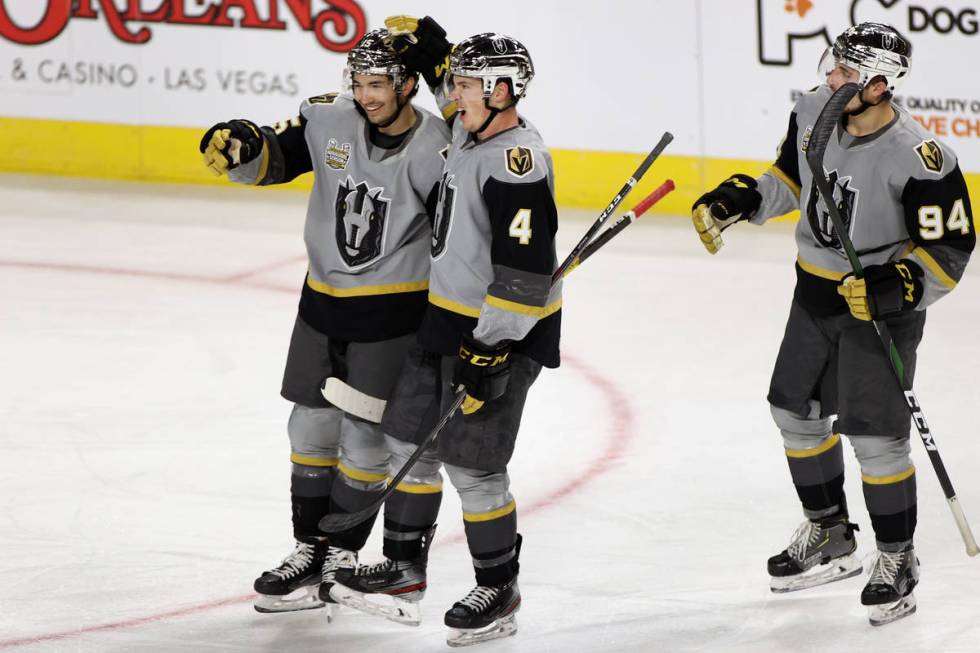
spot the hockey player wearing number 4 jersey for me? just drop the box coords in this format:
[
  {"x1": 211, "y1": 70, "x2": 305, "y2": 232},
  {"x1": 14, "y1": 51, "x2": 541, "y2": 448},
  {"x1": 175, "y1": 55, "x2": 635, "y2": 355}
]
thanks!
[
  {"x1": 327, "y1": 16, "x2": 560, "y2": 648},
  {"x1": 199, "y1": 30, "x2": 450, "y2": 616},
  {"x1": 692, "y1": 23, "x2": 974, "y2": 626}
]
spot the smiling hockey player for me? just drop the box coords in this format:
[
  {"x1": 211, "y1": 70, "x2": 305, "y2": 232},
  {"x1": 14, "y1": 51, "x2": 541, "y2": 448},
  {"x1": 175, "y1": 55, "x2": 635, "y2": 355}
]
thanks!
[{"x1": 199, "y1": 29, "x2": 450, "y2": 616}]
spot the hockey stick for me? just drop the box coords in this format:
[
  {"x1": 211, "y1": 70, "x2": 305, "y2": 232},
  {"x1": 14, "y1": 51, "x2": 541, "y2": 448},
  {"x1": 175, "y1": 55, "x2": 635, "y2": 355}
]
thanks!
[
  {"x1": 806, "y1": 82, "x2": 979, "y2": 557},
  {"x1": 319, "y1": 171, "x2": 674, "y2": 534},
  {"x1": 564, "y1": 179, "x2": 675, "y2": 276},
  {"x1": 551, "y1": 131, "x2": 674, "y2": 283}
]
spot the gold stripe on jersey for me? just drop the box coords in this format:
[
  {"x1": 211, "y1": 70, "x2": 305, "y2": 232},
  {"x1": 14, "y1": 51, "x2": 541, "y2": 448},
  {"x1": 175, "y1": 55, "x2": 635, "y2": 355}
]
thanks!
[
  {"x1": 338, "y1": 462, "x2": 388, "y2": 483},
  {"x1": 785, "y1": 433, "x2": 841, "y2": 459},
  {"x1": 463, "y1": 499, "x2": 516, "y2": 523},
  {"x1": 306, "y1": 276, "x2": 429, "y2": 297},
  {"x1": 290, "y1": 453, "x2": 339, "y2": 467},
  {"x1": 797, "y1": 255, "x2": 846, "y2": 281},
  {"x1": 862, "y1": 466, "x2": 916, "y2": 485},
  {"x1": 428, "y1": 291, "x2": 482, "y2": 317},
  {"x1": 767, "y1": 165, "x2": 801, "y2": 199},
  {"x1": 393, "y1": 481, "x2": 444, "y2": 494},
  {"x1": 907, "y1": 247, "x2": 957, "y2": 289},
  {"x1": 486, "y1": 295, "x2": 563, "y2": 318}
]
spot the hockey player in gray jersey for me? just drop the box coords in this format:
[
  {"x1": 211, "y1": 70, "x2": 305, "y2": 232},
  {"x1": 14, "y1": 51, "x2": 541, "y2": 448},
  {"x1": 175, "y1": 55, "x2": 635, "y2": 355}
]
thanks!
[
  {"x1": 691, "y1": 23, "x2": 974, "y2": 626},
  {"x1": 199, "y1": 29, "x2": 451, "y2": 615},
  {"x1": 327, "y1": 18, "x2": 560, "y2": 647}
]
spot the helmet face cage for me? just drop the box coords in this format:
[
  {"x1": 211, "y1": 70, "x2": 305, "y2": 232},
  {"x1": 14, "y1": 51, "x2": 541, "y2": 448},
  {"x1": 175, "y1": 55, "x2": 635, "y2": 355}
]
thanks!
[
  {"x1": 817, "y1": 23, "x2": 911, "y2": 93},
  {"x1": 447, "y1": 33, "x2": 534, "y2": 101},
  {"x1": 344, "y1": 28, "x2": 408, "y2": 93}
]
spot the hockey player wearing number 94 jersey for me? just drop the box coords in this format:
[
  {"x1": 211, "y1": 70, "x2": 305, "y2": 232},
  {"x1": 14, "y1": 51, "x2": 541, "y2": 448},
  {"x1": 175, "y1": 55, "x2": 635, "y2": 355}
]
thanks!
[
  {"x1": 327, "y1": 17, "x2": 560, "y2": 648},
  {"x1": 692, "y1": 23, "x2": 974, "y2": 626}
]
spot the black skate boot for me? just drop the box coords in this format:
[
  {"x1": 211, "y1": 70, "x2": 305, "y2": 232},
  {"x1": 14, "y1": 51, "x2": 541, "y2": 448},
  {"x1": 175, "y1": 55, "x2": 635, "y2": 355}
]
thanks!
[
  {"x1": 768, "y1": 514, "x2": 862, "y2": 592},
  {"x1": 861, "y1": 544, "x2": 919, "y2": 626},
  {"x1": 253, "y1": 540, "x2": 327, "y2": 613},
  {"x1": 444, "y1": 578, "x2": 521, "y2": 647},
  {"x1": 328, "y1": 526, "x2": 435, "y2": 626}
]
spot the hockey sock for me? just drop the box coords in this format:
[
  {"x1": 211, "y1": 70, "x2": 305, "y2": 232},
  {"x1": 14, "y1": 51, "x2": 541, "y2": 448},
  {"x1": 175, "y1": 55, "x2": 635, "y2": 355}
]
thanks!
[
  {"x1": 383, "y1": 483, "x2": 443, "y2": 561},
  {"x1": 862, "y1": 466, "x2": 917, "y2": 545},
  {"x1": 462, "y1": 500, "x2": 519, "y2": 585},
  {"x1": 785, "y1": 433, "x2": 847, "y2": 519},
  {"x1": 290, "y1": 460, "x2": 337, "y2": 540},
  {"x1": 326, "y1": 463, "x2": 388, "y2": 550}
]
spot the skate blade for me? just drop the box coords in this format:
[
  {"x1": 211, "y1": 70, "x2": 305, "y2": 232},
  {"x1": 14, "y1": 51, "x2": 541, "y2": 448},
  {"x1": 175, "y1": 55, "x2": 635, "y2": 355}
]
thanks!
[
  {"x1": 770, "y1": 553, "x2": 862, "y2": 593},
  {"x1": 447, "y1": 613, "x2": 518, "y2": 648},
  {"x1": 254, "y1": 585, "x2": 327, "y2": 614},
  {"x1": 867, "y1": 593, "x2": 917, "y2": 626},
  {"x1": 329, "y1": 583, "x2": 422, "y2": 626}
]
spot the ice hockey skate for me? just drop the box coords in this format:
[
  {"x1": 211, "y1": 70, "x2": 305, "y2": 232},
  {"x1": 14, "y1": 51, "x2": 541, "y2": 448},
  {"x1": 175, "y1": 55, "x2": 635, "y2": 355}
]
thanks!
[
  {"x1": 861, "y1": 546, "x2": 919, "y2": 626},
  {"x1": 328, "y1": 556, "x2": 428, "y2": 625},
  {"x1": 444, "y1": 578, "x2": 521, "y2": 647},
  {"x1": 768, "y1": 515, "x2": 862, "y2": 593},
  {"x1": 252, "y1": 540, "x2": 327, "y2": 613}
]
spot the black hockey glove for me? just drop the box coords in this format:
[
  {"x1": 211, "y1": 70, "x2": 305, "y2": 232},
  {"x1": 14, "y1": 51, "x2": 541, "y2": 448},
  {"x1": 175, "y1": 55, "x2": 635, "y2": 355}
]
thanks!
[
  {"x1": 453, "y1": 335, "x2": 511, "y2": 415},
  {"x1": 691, "y1": 174, "x2": 762, "y2": 254},
  {"x1": 837, "y1": 260, "x2": 924, "y2": 321},
  {"x1": 199, "y1": 119, "x2": 264, "y2": 176},
  {"x1": 384, "y1": 15, "x2": 452, "y2": 88}
]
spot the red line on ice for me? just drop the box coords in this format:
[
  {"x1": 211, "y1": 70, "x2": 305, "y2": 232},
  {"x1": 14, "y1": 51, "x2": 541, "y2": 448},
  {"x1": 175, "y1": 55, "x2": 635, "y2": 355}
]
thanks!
[{"x1": 0, "y1": 259, "x2": 637, "y2": 649}]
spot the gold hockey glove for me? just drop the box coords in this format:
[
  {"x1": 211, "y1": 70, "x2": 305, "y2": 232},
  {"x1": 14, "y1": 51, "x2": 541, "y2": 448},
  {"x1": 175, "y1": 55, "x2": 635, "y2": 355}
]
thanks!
[
  {"x1": 838, "y1": 261, "x2": 923, "y2": 321},
  {"x1": 691, "y1": 174, "x2": 762, "y2": 254},
  {"x1": 199, "y1": 119, "x2": 264, "y2": 176},
  {"x1": 384, "y1": 15, "x2": 451, "y2": 88},
  {"x1": 453, "y1": 336, "x2": 511, "y2": 415}
]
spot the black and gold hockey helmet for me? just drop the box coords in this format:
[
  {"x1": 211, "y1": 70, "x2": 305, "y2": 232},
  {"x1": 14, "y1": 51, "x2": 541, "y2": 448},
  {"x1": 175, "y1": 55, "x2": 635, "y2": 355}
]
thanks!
[
  {"x1": 448, "y1": 33, "x2": 534, "y2": 102},
  {"x1": 818, "y1": 22, "x2": 911, "y2": 93},
  {"x1": 345, "y1": 28, "x2": 417, "y2": 93}
]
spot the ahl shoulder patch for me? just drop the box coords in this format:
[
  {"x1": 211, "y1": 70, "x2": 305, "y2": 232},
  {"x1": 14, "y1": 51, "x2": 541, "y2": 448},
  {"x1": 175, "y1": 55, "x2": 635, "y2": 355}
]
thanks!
[
  {"x1": 309, "y1": 92, "x2": 339, "y2": 105},
  {"x1": 505, "y1": 146, "x2": 534, "y2": 178},
  {"x1": 914, "y1": 139, "x2": 944, "y2": 174}
]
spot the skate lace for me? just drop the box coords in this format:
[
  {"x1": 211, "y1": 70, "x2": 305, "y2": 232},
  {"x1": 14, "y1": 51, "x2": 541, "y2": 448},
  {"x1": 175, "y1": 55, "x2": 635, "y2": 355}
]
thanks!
[
  {"x1": 786, "y1": 521, "x2": 821, "y2": 560},
  {"x1": 321, "y1": 547, "x2": 355, "y2": 583},
  {"x1": 868, "y1": 550, "x2": 904, "y2": 586},
  {"x1": 458, "y1": 585, "x2": 500, "y2": 612},
  {"x1": 356, "y1": 558, "x2": 396, "y2": 576},
  {"x1": 269, "y1": 542, "x2": 314, "y2": 580}
]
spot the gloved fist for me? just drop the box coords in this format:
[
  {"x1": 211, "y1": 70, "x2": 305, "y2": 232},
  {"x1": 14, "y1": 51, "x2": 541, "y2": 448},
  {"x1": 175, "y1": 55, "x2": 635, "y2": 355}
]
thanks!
[
  {"x1": 384, "y1": 15, "x2": 451, "y2": 88},
  {"x1": 199, "y1": 119, "x2": 264, "y2": 176},
  {"x1": 691, "y1": 174, "x2": 762, "y2": 254},
  {"x1": 453, "y1": 335, "x2": 511, "y2": 415},
  {"x1": 837, "y1": 261, "x2": 923, "y2": 321}
]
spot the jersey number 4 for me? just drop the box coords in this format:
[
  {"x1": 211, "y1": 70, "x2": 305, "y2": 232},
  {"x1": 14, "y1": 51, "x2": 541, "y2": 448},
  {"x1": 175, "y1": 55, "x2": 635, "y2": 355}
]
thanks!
[
  {"x1": 918, "y1": 199, "x2": 970, "y2": 240},
  {"x1": 509, "y1": 209, "x2": 533, "y2": 245}
]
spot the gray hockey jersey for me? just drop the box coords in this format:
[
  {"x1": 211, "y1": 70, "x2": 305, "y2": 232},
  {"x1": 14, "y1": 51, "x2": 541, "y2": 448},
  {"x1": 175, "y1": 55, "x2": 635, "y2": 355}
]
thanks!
[
  {"x1": 753, "y1": 84, "x2": 974, "y2": 316},
  {"x1": 419, "y1": 117, "x2": 562, "y2": 367},
  {"x1": 229, "y1": 93, "x2": 451, "y2": 341}
]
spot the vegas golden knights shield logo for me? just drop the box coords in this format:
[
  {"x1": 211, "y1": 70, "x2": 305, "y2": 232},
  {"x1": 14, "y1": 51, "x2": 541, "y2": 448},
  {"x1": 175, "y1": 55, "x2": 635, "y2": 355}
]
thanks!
[
  {"x1": 505, "y1": 146, "x2": 534, "y2": 178},
  {"x1": 914, "y1": 140, "x2": 943, "y2": 174}
]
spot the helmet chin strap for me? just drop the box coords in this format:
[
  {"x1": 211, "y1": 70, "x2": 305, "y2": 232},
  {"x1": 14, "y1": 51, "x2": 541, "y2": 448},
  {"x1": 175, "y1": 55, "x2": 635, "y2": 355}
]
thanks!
[
  {"x1": 845, "y1": 83, "x2": 886, "y2": 116},
  {"x1": 476, "y1": 96, "x2": 518, "y2": 135}
]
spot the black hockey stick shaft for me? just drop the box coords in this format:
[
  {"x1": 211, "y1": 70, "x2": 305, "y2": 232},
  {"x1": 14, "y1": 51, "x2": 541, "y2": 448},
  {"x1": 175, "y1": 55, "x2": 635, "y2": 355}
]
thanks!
[
  {"x1": 551, "y1": 132, "x2": 673, "y2": 284},
  {"x1": 567, "y1": 179, "x2": 675, "y2": 274},
  {"x1": 806, "y1": 83, "x2": 978, "y2": 557}
]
